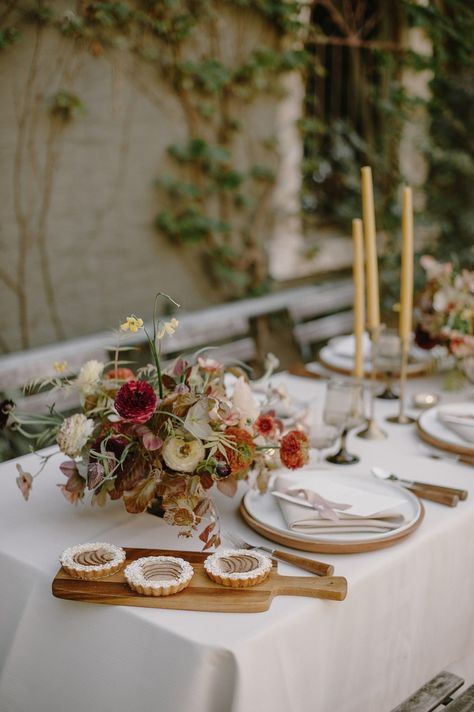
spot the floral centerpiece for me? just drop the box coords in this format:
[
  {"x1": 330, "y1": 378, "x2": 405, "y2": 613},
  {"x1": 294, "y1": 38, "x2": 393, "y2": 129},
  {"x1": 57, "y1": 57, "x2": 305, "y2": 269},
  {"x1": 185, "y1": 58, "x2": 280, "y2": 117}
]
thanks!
[
  {"x1": 2, "y1": 295, "x2": 309, "y2": 548},
  {"x1": 415, "y1": 256, "x2": 474, "y2": 359}
]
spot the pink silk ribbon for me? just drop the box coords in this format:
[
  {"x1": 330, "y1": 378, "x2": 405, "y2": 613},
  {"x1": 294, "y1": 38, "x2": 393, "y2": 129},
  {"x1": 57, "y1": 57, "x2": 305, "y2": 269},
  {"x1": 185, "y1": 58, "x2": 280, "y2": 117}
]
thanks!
[{"x1": 281, "y1": 487, "x2": 352, "y2": 521}]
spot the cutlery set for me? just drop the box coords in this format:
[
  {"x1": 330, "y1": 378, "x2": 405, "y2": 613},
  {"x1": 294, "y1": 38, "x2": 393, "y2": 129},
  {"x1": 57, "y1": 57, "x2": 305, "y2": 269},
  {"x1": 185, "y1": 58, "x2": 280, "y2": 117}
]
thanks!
[{"x1": 371, "y1": 466, "x2": 468, "y2": 508}]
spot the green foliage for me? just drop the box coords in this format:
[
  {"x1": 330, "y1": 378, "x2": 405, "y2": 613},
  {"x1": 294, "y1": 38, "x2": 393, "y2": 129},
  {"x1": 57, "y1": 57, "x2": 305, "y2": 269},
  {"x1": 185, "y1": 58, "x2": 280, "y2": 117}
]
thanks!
[
  {"x1": 156, "y1": 208, "x2": 230, "y2": 243},
  {"x1": 25, "y1": 3, "x2": 55, "y2": 25},
  {"x1": 0, "y1": 27, "x2": 21, "y2": 50},
  {"x1": 301, "y1": 0, "x2": 474, "y2": 310},
  {"x1": 176, "y1": 58, "x2": 232, "y2": 93},
  {"x1": 8, "y1": 0, "x2": 471, "y2": 303},
  {"x1": 49, "y1": 91, "x2": 86, "y2": 122}
]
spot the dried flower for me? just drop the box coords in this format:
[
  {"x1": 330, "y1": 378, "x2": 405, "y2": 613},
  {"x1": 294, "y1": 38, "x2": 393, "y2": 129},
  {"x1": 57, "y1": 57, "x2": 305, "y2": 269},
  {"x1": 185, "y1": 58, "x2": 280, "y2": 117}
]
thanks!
[
  {"x1": 16, "y1": 464, "x2": 33, "y2": 501},
  {"x1": 157, "y1": 317, "x2": 179, "y2": 339},
  {"x1": 8, "y1": 287, "x2": 310, "y2": 549},
  {"x1": 231, "y1": 377, "x2": 259, "y2": 424},
  {"x1": 280, "y1": 430, "x2": 309, "y2": 470},
  {"x1": 105, "y1": 367, "x2": 135, "y2": 381},
  {"x1": 0, "y1": 399, "x2": 15, "y2": 430},
  {"x1": 162, "y1": 436, "x2": 205, "y2": 473},
  {"x1": 217, "y1": 426, "x2": 256, "y2": 478},
  {"x1": 255, "y1": 412, "x2": 282, "y2": 439},
  {"x1": 197, "y1": 356, "x2": 224, "y2": 373},
  {"x1": 57, "y1": 414, "x2": 95, "y2": 458},
  {"x1": 76, "y1": 360, "x2": 104, "y2": 396},
  {"x1": 114, "y1": 380, "x2": 157, "y2": 424},
  {"x1": 120, "y1": 315, "x2": 144, "y2": 333}
]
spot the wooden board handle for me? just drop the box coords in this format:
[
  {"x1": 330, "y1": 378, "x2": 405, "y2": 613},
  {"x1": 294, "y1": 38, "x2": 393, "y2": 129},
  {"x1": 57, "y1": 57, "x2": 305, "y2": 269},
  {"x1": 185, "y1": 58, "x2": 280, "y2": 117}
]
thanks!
[
  {"x1": 275, "y1": 575, "x2": 347, "y2": 601},
  {"x1": 272, "y1": 549, "x2": 334, "y2": 577},
  {"x1": 407, "y1": 486, "x2": 459, "y2": 507},
  {"x1": 412, "y1": 481, "x2": 468, "y2": 500}
]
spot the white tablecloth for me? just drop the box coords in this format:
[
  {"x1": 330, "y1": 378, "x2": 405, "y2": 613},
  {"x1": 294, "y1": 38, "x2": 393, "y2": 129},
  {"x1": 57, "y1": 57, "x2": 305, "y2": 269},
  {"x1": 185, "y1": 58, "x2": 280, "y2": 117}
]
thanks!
[{"x1": 1, "y1": 373, "x2": 474, "y2": 712}]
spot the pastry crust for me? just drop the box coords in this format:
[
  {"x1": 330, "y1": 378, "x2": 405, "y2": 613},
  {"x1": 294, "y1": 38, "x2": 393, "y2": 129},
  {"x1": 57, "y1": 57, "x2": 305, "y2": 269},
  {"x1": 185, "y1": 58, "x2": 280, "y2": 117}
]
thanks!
[
  {"x1": 204, "y1": 549, "x2": 272, "y2": 588},
  {"x1": 124, "y1": 556, "x2": 194, "y2": 597},
  {"x1": 60, "y1": 542, "x2": 126, "y2": 580}
]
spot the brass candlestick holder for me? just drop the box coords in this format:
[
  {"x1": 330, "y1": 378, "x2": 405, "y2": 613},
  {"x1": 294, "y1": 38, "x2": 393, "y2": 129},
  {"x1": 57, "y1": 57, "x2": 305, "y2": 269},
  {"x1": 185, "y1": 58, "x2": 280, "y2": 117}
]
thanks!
[
  {"x1": 357, "y1": 326, "x2": 388, "y2": 440},
  {"x1": 387, "y1": 337, "x2": 415, "y2": 425}
]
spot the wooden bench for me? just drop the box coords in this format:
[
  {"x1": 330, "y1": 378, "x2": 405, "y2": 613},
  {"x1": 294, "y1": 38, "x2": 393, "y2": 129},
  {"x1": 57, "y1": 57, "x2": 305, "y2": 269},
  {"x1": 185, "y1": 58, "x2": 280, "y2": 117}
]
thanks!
[
  {"x1": 392, "y1": 671, "x2": 473, "y2": 712},
  {"x1": 0, "y1": 278, "x2": 354, "y2": 421}
]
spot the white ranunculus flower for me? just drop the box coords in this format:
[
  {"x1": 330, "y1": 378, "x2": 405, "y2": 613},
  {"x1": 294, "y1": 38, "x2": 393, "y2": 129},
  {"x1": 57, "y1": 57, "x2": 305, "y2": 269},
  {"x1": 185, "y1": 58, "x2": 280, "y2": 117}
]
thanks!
[
  {"x1": 75, "y1": 360, "x2": 104, "y2": 395},
  {"x1": 162, "y1": 436, "x2": 205, "y2": 473},
  {"x1": 56, "y1": 414, "x2": 95, "y2": 458}
]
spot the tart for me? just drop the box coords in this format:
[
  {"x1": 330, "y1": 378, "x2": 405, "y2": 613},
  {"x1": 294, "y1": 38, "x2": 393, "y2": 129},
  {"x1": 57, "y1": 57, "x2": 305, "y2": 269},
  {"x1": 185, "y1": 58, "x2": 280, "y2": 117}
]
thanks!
[
  {"x1": 204, "y1": 549, "x2": 272, "y2": 588},
  {"x1": 60, "y1": 542, "x2": 126, "y2": 580},
  {"x1": 124, "y1": 556, "x2": 194, "y2": 597}
]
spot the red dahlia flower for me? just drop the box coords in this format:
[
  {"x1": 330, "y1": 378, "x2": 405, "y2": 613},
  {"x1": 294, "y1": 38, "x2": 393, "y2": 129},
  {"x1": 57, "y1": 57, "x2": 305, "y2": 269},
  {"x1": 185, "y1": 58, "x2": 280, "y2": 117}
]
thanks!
[
  {"x1": 114, "y1": 380, "x2": 157, "y2": 424},
  {"x1": 280, "y1": 430, "x2": 309, "y2": 470}
]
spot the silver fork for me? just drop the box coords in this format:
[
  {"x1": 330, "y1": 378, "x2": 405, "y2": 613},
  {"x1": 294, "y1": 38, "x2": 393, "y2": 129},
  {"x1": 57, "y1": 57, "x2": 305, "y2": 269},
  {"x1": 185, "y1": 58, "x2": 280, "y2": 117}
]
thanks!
[{"x1": 222, "y1": 529, "x2": 334, "y2": 577}]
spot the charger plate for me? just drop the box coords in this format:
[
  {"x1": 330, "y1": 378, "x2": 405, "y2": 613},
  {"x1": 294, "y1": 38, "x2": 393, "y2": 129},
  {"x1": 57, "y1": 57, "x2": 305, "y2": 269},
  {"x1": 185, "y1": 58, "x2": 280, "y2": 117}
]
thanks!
[
  {"x1": 417, "y1": 404, "x2": 474, "y2": 458},
  {"x1": 240, "y1": 471, "x2": 424, "y2": 554}
]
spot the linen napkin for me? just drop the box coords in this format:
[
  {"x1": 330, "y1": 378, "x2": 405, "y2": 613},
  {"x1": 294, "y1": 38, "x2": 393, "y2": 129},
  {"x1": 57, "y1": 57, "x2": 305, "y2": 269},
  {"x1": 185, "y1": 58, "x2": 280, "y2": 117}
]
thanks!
[
  {"x1": 437, "y1": 407, "x2": 474, "y2": 444},
  {"x1": 272, "y1": 475, "x2": 406, "y2": 535}
]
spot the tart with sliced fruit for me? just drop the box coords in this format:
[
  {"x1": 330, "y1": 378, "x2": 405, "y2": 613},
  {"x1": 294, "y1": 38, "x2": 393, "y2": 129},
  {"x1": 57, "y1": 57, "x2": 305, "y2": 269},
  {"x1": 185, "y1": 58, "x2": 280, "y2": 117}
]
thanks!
[
  {"x1": 60, "y1": 542, "x2": 126, "y2": 580},
  {"x1": 124, "y1": 556, "x2": 194, "y2": 597},
  {"x1": 204, "y1": 549, "x2": 272, "y2": 588}
]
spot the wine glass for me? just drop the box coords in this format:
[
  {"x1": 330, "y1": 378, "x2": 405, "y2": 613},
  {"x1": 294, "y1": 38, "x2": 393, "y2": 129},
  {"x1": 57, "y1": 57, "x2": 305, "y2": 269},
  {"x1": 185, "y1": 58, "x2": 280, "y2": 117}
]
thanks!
[
  {"x1": 323, "y1": 379, "x2": 364, "y2": 464},
  {"x1": 375, "y1": 328, "x2": 401, "y2": 400},
  {"x1": 308, "y1": 422, "x2": 341, "y2": 465}
]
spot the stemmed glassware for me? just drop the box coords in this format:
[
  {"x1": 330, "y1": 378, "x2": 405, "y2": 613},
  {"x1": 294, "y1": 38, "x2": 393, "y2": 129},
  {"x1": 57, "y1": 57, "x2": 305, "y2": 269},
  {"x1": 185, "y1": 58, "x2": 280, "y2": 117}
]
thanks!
[
  {"x1": 308, "y1": 422, "x2": 340, "y2": 465},
  {"x1": 375, "y1": 328, "x2": 401, "y2": 400},
  {"x1": 323, "y1": 379, "x2": 364, "y2": 464}
]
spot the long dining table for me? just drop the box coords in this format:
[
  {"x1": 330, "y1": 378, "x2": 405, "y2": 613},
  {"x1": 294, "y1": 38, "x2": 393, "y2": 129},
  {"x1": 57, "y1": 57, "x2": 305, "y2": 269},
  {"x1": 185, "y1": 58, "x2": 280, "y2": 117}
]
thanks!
[{"x1": 1, "y1": 370, "x2": 474, "y2": 712}]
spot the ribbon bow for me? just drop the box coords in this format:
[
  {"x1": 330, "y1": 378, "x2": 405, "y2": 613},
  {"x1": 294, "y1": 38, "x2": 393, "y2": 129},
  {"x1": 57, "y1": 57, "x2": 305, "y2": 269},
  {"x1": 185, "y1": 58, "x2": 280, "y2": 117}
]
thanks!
[{"x1": 283, "y1": 487, "x2": 352, "y2": 521}]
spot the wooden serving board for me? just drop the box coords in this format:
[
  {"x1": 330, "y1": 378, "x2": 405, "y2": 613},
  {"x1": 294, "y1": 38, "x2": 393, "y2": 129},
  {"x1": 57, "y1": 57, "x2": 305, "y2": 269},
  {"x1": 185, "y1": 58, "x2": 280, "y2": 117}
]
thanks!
[{"x1": 52, "y1": 547, "x2": 347, "y2": 613}]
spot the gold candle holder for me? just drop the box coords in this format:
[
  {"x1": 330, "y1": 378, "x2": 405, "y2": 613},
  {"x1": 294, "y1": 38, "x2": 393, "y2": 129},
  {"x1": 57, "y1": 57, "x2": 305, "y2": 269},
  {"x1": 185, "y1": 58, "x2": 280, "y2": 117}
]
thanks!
[
  {"x1": 386, "y1": 338, "x2": 415, "y2": 425},
  {"x1": 357, "y1": 326, "x2": 388, "y2": 440}
]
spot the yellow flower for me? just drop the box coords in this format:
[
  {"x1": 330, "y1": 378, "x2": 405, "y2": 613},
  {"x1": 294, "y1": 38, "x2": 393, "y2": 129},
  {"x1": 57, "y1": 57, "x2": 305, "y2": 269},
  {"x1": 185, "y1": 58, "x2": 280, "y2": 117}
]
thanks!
[
  {"x1": 120, "y1": 316, "x2": 144, "y2": 333},
  {"x1": 157, "y1": 317, "x2": 179, "y2": 340},
  {"x1": 53, "y1": 360, "x2": 68, "y2": 374}
]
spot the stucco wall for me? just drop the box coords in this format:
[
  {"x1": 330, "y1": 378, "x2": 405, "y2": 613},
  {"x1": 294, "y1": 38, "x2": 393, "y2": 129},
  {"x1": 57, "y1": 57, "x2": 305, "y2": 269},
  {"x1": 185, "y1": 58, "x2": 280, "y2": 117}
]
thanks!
[{"x1": 0, "y1": 4, "x2": 299, "y2": 353}]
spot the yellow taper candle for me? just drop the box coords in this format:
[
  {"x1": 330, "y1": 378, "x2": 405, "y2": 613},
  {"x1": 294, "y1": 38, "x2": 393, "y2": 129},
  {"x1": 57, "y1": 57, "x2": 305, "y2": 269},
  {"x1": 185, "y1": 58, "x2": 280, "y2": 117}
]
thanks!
[
  {"x1": 361, "y1": 166, "x2": 380, "y2": 331},
  {"x1": 352, "y1": 218, "x2": 365, "y2": 379},
  {"x1": 400, "y1": 186, "x2": 414, "y2": 342}
]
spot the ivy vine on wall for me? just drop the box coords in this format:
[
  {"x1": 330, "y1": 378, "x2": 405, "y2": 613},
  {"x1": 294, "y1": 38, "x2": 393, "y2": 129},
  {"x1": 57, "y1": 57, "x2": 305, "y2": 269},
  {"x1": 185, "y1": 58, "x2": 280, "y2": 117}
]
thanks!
[
  {"x1": 1, "y1": 0, "x2": 308, "y2": 303},
  {"x1": 1, "y1": 0, "x2": 472, "y2": 315}
]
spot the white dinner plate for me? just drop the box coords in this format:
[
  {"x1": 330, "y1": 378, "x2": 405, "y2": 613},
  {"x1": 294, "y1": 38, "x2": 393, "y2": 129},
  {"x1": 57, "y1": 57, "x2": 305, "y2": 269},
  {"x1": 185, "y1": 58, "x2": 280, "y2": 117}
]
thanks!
[
  {"x1": 319, "y1": 335, "x2": 431, "y2": 377},
  {"x1": 243, "y1": 470, "x2": 422, "y2": 546},
  {"x1": 418, "y1": 403, "x2": 474, "y2": 456}
]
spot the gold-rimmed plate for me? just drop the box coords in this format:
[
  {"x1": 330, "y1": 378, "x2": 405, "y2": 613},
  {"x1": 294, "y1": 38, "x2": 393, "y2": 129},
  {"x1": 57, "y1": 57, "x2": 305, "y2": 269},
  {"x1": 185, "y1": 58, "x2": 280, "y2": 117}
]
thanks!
[
  {"x1": 417, "y1": 404, "x2": 474, "y2": 457},
  {"x1": 240, "y1": 471, "x2": 425, "y2": 554}
]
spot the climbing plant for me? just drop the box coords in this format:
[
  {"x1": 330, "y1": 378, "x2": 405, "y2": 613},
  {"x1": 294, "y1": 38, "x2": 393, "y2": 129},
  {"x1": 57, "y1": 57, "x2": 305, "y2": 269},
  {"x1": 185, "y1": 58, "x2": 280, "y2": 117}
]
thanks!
[
  {"x1": 301, "y1": 0, "x2": 474, "y2": 307},
  {"x1": 1, "y1": 0, "x2": 472, "y2": 312},
  {"x1": 0, "y1": 0, "x2": 309, "y2": 304}
]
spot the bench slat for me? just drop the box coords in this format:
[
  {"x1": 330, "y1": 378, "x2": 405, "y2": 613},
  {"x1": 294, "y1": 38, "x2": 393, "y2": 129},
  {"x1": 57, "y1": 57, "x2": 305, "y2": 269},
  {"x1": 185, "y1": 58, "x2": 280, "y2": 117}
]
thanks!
[
  {"x1": 392, "y1": 671, "x2": 465, "y2": 712},
  {"x1": 446, "y1": 684, "x2": 474, "y2": 711}
]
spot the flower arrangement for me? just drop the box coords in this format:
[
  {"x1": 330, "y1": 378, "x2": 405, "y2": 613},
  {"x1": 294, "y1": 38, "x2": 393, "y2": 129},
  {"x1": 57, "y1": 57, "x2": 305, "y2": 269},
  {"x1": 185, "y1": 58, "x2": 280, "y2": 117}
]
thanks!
[
  {"x1": 415, "y1": 256, "x2": 474, "y2": 359},
  {"x1": 2, "y1": 295, "x2": 309, "y2": 548}
]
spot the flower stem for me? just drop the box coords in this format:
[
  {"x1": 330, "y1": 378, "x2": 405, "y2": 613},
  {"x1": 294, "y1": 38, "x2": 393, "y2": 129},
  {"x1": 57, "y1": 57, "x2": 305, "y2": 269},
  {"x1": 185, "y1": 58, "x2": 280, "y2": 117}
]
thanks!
[{"x1": 149, "y1": 292, "x2": 181, "y2": 400}]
